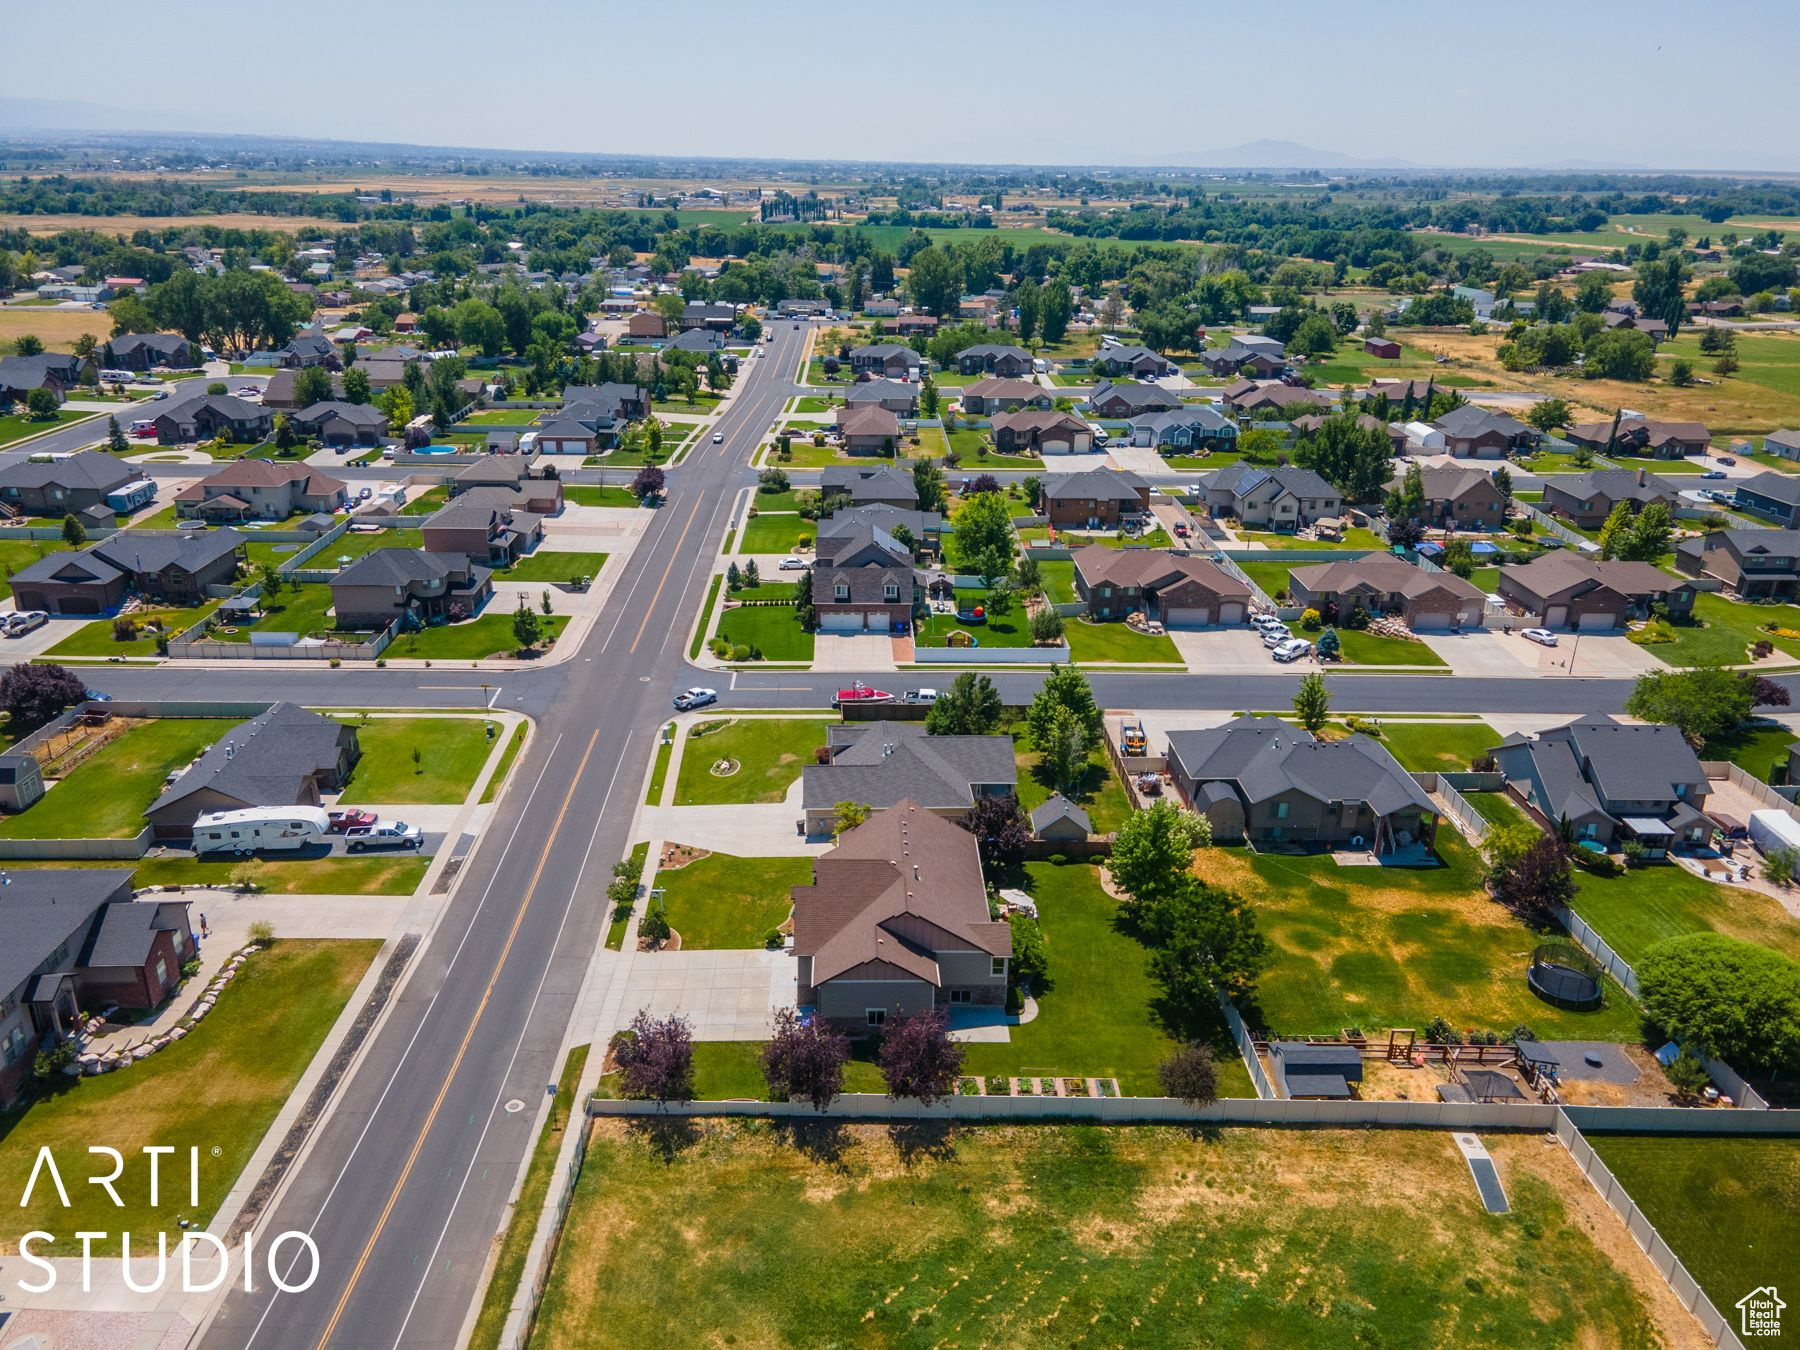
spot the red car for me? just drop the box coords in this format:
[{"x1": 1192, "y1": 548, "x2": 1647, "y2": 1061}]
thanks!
[
  {"x1": 327, "y1": 808, "x2": 377, "y2": 834},
  {"x1": 833, "y1": 682, "x2": 894, "y2": 707}
]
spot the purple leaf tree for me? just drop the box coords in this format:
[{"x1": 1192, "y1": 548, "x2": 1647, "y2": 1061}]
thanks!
[
  {"x1": 614, "y1": 1010, "x2": 694, "y2": 1103},
  {"x1": 761, "y1": 1008, "x2": 849, "y2": 1111},
  {"x1": 876, "y1": 1007, "x2": 964, "y2": 1105}
]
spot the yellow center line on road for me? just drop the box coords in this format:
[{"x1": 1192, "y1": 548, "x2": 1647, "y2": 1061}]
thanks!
[
  {"x1": 310, "y1": 726, "x2": 603, "y2": 1350},
  {"x1": 627, "y1": 493, "x2": 705, "y2": 654}
]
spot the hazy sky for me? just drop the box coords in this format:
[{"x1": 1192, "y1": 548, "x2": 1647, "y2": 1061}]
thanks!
[{"x1": 12, "y1": 0, "x2": 1800, "y2": 170}]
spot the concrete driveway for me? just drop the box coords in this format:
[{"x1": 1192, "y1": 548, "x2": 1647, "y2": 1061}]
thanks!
[
  {"x1": 1170, "y1": 627, "x2": 1277, "y2": 673},
  {"x1": 0, "y1": 614, "x2": 88, "y2": 665},
  {"x1": 618, "y1": 947, "x2": 795, "y2": 1041},
  {"x1": 812, "y1": 632, "x2": 895, "y2": 671},
  {"x1": 1419, "y1": 630, "x2": 1543, "y2": 676},
  {"x1": 1420, "y1": 629, "x2": 1661, "y2": 678}
]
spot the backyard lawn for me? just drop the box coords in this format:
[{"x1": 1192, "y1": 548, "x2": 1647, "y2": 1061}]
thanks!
[
  {"x1": 1334, "y1": 629, "x2": 1448, "y2": 668},
  {"x1": 499, "y1": 550, "x2": 608, "y2": 584},
  {"x1": 535, "y1": 1120, "x2": 1681, "y2": 1350},
  {"x1": 210, "y1": 585, "x2": 360, "y2": 642},
  {"x1": 1372, "y1": 720, "x2": 1500, "y2": 773},
  {"x1": 1237, "y1": 560, "x2": 1293, "y2": 599},
  {"x1": 1586, "y1": 1135, "x2": 1800, "y2": 1317},
  {"x1": 0, "y1": 537, "x2": 58, "y2": 595},
  {"x1": 1036, "y1": 558, "x2": 1077, "y2": 604},
  {"x1": 1572, "y1": 864, "x2": 1800, "y2": 968},
  {"x1": 1465, "y1": 789, "x2": 1533, "y2": 831},
  {"x1": 338, "y1": 716, "x2": 497, "y2": 803},
  {"x1": 45, "y1": 604, "x2": 218, "y2": 658},
  {"x1": 716, "y1": 603, "x2": 813, "y2": 661},
  {"x1": 1012, "y1": 732, "x2": 1131, "y2": 835},
  {"x1": 0, "y1": 939, "x2": 379, "y2": 1254},
  {"x1": 391, "y1": 613, "x2": 569, "y2": 661},
  {"x1": 916, "y1": 592, "x2": 1036, "y2": 648},
  {"x1": 1062, "y1": 618, "x2": 1182, "y2": 663},
  {"x1": 1701, "y1": 721, "x2": 1797, "y2": 783},
  {"x1": 0, "y1": 717, "x2": 236, "y2": 839},
  {"x1": 672, "y1": 717, "x2": 829, "y2": 805},
  {"x1": 739, "y1": 510, "x2": 813, "y2": 553},
  {"x1": 1193, "y1": 836, "x2": 1644, "y2": 1041},
  {"x1": 651, "y1": 852, "x2": 811, "y2": 949},
  {"x1": 308, "y1": 528, "x2": 427, "y2": 571}
]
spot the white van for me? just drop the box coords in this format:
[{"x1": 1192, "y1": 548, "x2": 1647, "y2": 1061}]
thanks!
[{"x1": 193, "y1": 806, "x2": 331, "y2": 856}]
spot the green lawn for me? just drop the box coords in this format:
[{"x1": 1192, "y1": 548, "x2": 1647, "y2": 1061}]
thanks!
[
  {"x1": 210, "y1": 584, "x2": 361, "y2": 642},
  {"x1": 791, "y1": 395, "x2": 835, "y2": 413},
  {"x1": 1240, "y1": 528, "x2": 1387, "y2": 550},
  {"x1": 1334, "y1": 628, "x2": 1448, "y2": 668},
  {"x1": 643, "y1": 729, "x2": 674, "y2": 805},
  {"x1": 1373, "y1": 720, "x2": 1500, "y2": 773},
  {"x1": 672, "y1": 717, "x2": 828, "y2": 805},
  {"x1": 652, "y1": 853, "x2": 810, "y2": 949},
  {"x1": 1062, "y1": 618, "x2": 1182, "y2": 663},
  {"x1": 391, "y1": 613, "x2": 569, "y2": 661},
  {"x1": 45, "y1": 604, "x2": 218, "y2": 657},
  {"x1": 499, "y1": 550, "x2": 608, "y2": 584},
  {"x1": 1704, "y1": 721, "x2": 1797, "y2": 782},
  {"x1": 537, "y1": 1120, "x2": 1672, "y2": 1350},
  {"x1": 739, "y1": 510, "x2": 814, "y2": 553},
  {"x1": 0, "y1": 409, "x2": 89, "y2": 448},
  {"x1": 137, "y1": 855, "x2": 426, "y2": 894},
  {"x1": 307, "y1": 528, "x2": 427, "y2": 571},
  {"x1": 690, "y1": 575, "x2": 722, "y2": 659},
  {"x1": 1465, "y1": 790, "x2": 1533, "y2": 831},
  {"x1": 561, "y1": 485, "x2": 641, "y2": 508},
  {"x1": 1036, "y1": 559, "x2": 1077, "y2": 604},
  {"x1": 1586, "y1": 1136, "x2": 1800, "y2": 1318},
  {"x1": 1195, "y1": 835, "x2": 1644, "y2": 1041},
  {"x1": 338, "y1": 716, "x2": 496, "y2": 803},
  {"x1": 0, "y1": 718, "x2": 236, "y2": 839},
  {"x1": 0, "y1": 537, "x2": 58, "y2": 596},
  {"x1": 480, "y1": 721, "x2": 528, "y2": 804},
  {"x1": 716, "y1": 603, "x2": 814, "y2": 661},
  {"x1": 916, "y1": 593, "x2": 1036, "y2": 648},
  {"x1": 0, "y1": 939, "x2": 378, "y2": 1254},
  {"x1": 1654, "y1": 592, "x2": 1800, "y2": 667},
  {"x1": 1238, "y1": 560, "x2": 1294, "y2": 599},
  {"x1": 1012, "y1": 732, "x2": 1131, "y2": 836},
  {"x1": 1572, "y1": 864, "x2": 1800, "y2": 968},
  {"x1": 398, "y1": 485, "x2": 450, "y2": 515}
]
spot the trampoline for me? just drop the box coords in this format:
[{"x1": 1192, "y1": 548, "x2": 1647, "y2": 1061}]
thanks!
[{"x1": 1528, "y1": 942, "x2": 1603, "y2": 1012}]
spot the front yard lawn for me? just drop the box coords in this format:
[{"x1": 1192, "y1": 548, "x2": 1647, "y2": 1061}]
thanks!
[
  {"x1": 1193, "y1": 835, "x2": 1644, "y2": 1040},
  {"x1": 561, "y1": 485, "x2": 641, "y2": 508},
  {"x1": 739, "y1": 511, "x2": 813, "y2": 553},
  {"x1": 499, "y1": 550, "x2": 608, "y2": 584},
  {"x1": 0, "y1": 717, "x2": 237, "y2": 839},
  {"x1": 0, "y1": 938, "x2": 379, "y2": 1254},
  {"x1": 1062, "y1": 618, "x2": 1182, "y2": 663},
  {"x1": 339, "y1": 716, "x2": 497, "y2": 803},
  {"x1": 1372, "y1": 720, "x2": 1500, "y2": 773},
  {"x1": 1585, "y1": 1136, "x2": 1800, "y2": 1319},
  {"x1": 0, "y1": 409, "x2": 89, "y2": 448},
  {"x1": 391, "y1": 613, "x2": 569, "y2": 661},
  {"x1": 672, "y1": 717, "x2": 828, "y2": 805},
  {"x1": 1653, "y1": 593, "x2": 1800, "y2": 667},
  {"x1": 716, "y1": 603, "x2": 814, "y2": 661},
  {"x1": 1572, "y1": 864, "x2": 1800, "y2": 968},
  {"x1": 45, "y1": 603, "x2": 218, "y2": 657},
  {"x1": 1333, "y1": 629, "x2": 1448, "y2": 668},
  {"x1": 652, "y1": 852, "x2": 810, "y2": 949},
  {"x1": 536, "y1": 1120, "x2": 1674, "y2": 1350}
]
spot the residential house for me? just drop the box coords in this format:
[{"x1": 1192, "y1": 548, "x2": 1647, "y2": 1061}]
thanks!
[
  {"x1": 1431, "y1": 405, "x2": 1537, "y2": 459},
  {"x1": 1490, "y1": 715, "x2": 1709, "y2": 853},
  {"x1": 262, "y1": 369, "x2": 343, "y2": 411},
  {"x1": 1225, "y1": 383, "x2": 1333, "y2": 417},
  {"x1": 625, "y1": 311, "x2": 668, "y2": 341},
  {"x1": 0, "y1": 352, "x2": 85, "y2": 403},
  {"x1": 561, "y1": 382, "x2": 647, "y2": 421},
  {"x1": 679, "y1": 301, "x2": 738, "y2": 332},
  {"x1": 422, "y1": 490, "x2": 544, "y2": 565},
  {"x1": 0, "y1": 451, "x2": 152, "y2": 517},
  {"x1": 666, "y1": 328, "x2": 724, "y2": 354},
  {"x1": 1734, "y1": 471, "x2": 1800, "y2": 526},
  {"x1": 960, "y1": 377, "x2": 1049, "y2": 415},
  {"x1": 175, "y1": 461, "x2": 347, "y2": 523},
  {"x1": 1086, "y1": 380, "x2": 1180, "y2": 418},
  {"x1": 1292, "y1": 412, "x2": 1407, "y2": 454},
  {"x1": 1363, "y1": 336, "x2": 1401, "y2": 359},
  {"x1": 1165, "y1": 715, "x2": 1438, "y2": 854},
  {"x1": 1205, "y1": 463, "x2": 1343, "y2": 530},
  {"x1": 1198, "y1": 345, "x2": 1284, "y2": 379},
  {"x1": 1042, "y1": 468, "x2": 1149, "y2": 528},
  {"x1": 1497, "y1": 552, "x2": 1695, "y2": 629},
  {"x1": 800, "y1": 722, "x2": 1016, "y2": 835},
  {"x1": 1387, "y1": 464, "x2": 1510, "y2": 531},
  {"x1": 1540, "y1": 468, "x2": 1680, "y2": 530},
  {"x1": 810, "y1": 526, "x2": 917, "y2": 632},
  {"x1": 848, "y1": 344, "x2": 918, "y2": 379},
  {"x1": 101, "y1": 333, "x2": 195, "y2": 371},
  {"x1": 1287, "y1": 552, "x2": 1488, "y2": 630},
  {"x1": 290, "y1": 400, "x2": 387, "y2": 448},
  {"x1": 955, "y1": 344, "x2": 1034, "y2": 377},
  {"x1": 0, "y1": 870, "x2": 194, "y2": 1106},
  {"x1": 358, "y1": 357, "x2": 416, "y2": 391},
  {"x1": 9, "y1": 530, "x2": 245, "y2": 614},
  {"x1": 818, "y1": 504, "x2": 943, "y2": 556},
  {"x1": 1089, "y1": 344, "x2": 1176, "y2": 379},
  {"x1": 843, "y1": 379, "x2": 919, "y2": 416},
  {"x1": 891, "y1": 313, "x2": 939, "y2": 338},
  {"x1": 1761, "y1": 429, "x2": 1800, "y2": 462},
  {"x1": 152, "y1": 394, "x2": 273, "y2": 446},
  {"x1": 329, "y1": 548, "x2": 494, "y2": 628},
  {"x1": 1367, "y1": 378, "x2": 1437, "y2": 406},
  {"x1": 451, "y1": 454, "x2": 564, "y2": 514},
  {"x1": 792, "y1": 802, "x2": 1012, "y2": 1030},
  {"x1": 1072, "y1": 545, "x2": 1251, "y2": 626},
  {"x1": 1564, "y1": 417, "x2": 1711, "y2": 460},
  {"x1": 1128, "y1": 405, "x2": 1238, "y2": 453},
  {"x1": 1029, "y1": 795, "x2": 1093, "y2": 841},
  {"x1": 532, "y1": 404, "x2": 616, "y2": 455},
  {"x1": 144, "y1": 703, "x2": 360, "y2": 839},
  {"x1": 282, "y1": 330, "x2": 336, "y2": 367},
  {"x1": 991, "y1": 409, "x2": 1093, "y2": 455},
  {"x1": 1452, "y1": 285, "x2": 1497, "y2": 318},
  {"x1": 1674, "y1": 528, "x2": 1800, "y2": 599},
  {"x1": 836, "y1": 404, "x2": 901, "y2": 455},
  {"x1": 1603, "y1": 310, "x2": 1669, "y2": 342},
  {"x1": 821, "y1": 465, "x2": 917, "y2": 509}
]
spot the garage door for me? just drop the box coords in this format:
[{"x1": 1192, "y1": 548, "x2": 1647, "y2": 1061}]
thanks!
[
  {"x1": 1544, "y1": 605, "x2": 1568, "y2": 628},
  {"x1": 1577, "y1": 611, "x2": 1616, "y2": 631},
  {"x1": 819, "y1": 611, "x2": 866, "y2": 633},
  {"x1": 1217, "y1": 602, "x2": 1245, "y2": 625},
  {"x1": 1161, "y1": 607, "x2": 1212, "y2": 628},
  {"x1": 59, "y1": 597, "x2": 100, "y2": 616},
  {"x1": 1411, "y1": 612, "x2": 1451, "y2": 631}
]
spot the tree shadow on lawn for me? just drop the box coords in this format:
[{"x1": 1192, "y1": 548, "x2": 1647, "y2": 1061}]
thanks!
[
  {"x1": 625, "y1": 1114, "x2": 702, "y2": 1163},
  {"x1": 887, "y1": 1119, "x2": 961, "y2": 1167},
  {"x1": 774, "y1": 1118, "x2": 852, "y2": 1167}
]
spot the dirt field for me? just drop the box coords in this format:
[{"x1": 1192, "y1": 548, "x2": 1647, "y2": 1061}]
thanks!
[
  {"x1": 0, "y1": 306, "x2": 110, "y2": 351},
  {"x1": 3, "y1": 212, "x2": 327, "y2": 237}
]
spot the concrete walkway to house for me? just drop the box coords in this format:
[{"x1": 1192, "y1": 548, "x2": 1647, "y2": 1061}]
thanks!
[{"x1": 617, "y1": 948, "x2": 794, "y2": 1040}]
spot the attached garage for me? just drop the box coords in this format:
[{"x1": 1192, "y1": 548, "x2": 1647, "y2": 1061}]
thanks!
[
  {"x1": 1544, "y1": 605, "x2": 1568, "y2": 628},
  {"x1": 818, "y1": 610, "x2": 868, "y2": 633},
  {"x1": 1410, "y1": 611, "x2": 1452, "y2": 631},
  {"x1": 1577, "y1": 611, "x2": 1617, "y2": 631},
  {"x1": 1160, "y1": 606, "x2": 1212, "y2": 628},
  {"x1": 1217, "y1": 601, "x2": 1246, "y2": 625}
]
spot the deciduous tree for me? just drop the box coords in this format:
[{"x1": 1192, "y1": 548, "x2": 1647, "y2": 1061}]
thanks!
[
  {"x1": 925, "y1": 671, "x2": 1003, "y2": 736},
  {"x1": 614, "y1": 1010, "x2": 695, "y2": 1103},
  {"x1": 876, "y1": 1007, "x2": 964, "y2": 1104},
  {"x1": 761, "y1": 1008, "x2": 849, "y2": 1111},
  {"x1": 1638, "y1": 933, "x2": 1800, "y2": 1074}
]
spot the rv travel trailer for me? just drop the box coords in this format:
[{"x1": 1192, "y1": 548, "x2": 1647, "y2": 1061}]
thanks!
[{"x1": 192, "y1": 806, "x2": 331, "y2": 856}]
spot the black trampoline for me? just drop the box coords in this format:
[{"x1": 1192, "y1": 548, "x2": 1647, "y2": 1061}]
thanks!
[{"x1": 1528, "y1": 942, "x2": 1603, "y2": 1012}]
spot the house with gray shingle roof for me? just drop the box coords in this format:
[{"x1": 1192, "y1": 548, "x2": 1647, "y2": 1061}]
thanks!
[
  {"x1": 0, "y1": 450, "x2": 151, "y2": 516},
  {"x1": 848, "y1": 343, "x2": 918, "y2": 378},
  {"x1": 843, "y1": 378, "x2": 919, "y2": 415},
  {"x1": 1675, "y1": 527, "x2": 1800, "y2": 599},
  {"x1": 1127, "y1": 404, "x2": 1237, "y2": 452},
  {"x1": 955, "y1": 343, "x2": 1033, "y2": 377},
  {"x1": 1089, "y1": 344, "x2": 1176, "y2": 379},
  {"x1": 1540, "y1": 468, "x2": 1680, "y2": 529},
  {"x1": 1042, "y1": 467, "x2": 1148, "y2": 528},
  {"x1": 1430, "y1": 405, "x2": 1537, "y2": 459},
  {"x1": 801, "y1": 722, "x2": 1017, "y2": 835},
  {"x1": 818, "y1": 504, "x2": 943, "y2": 555},
  {"x1": 330, "y1": 548, "x2": 494, "y2": 628},
  {"x1": 144, "y1": 703, "x2": 360, "y2": 838},
  {"x1": 1086, "y1": 380, "x2": 1182, "y2": 418},
  {"x1": 1205, "y1": 462, "x2": 1342, "y2": 529},
  {"x1": 811, "y1": 526, "x2": 916, "y2": 632},
  {"x1": 820, "y1": 465, "x2": 916, "y2": 509}
]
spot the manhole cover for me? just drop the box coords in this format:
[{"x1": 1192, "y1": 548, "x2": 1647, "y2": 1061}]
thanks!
[{"x1": 504, "y1": 1099, "x2": 526, "y2": 1114}]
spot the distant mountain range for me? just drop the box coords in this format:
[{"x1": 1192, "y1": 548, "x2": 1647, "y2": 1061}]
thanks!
[{"x1": 1154, "y1": 139, "x2": 1417, "y2": 170}]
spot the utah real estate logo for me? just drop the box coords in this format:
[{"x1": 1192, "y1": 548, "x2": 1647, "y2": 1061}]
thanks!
[{"x1": 1738, "y1": 1286, "x2": 1785, "y2": 1339}]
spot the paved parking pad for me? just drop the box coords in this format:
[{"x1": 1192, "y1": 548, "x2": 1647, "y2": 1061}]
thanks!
[{"x1": 619, "y1": 948, "x2": 795, "y2": 1040}]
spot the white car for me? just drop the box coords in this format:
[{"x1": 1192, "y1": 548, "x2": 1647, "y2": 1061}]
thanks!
[
  {"x1": 4, "y1": 611, "x2": 48, "y2": 637},
  {"x1": 234, "y1": 387, "x2": 262, "y2": 401},
  {"x1": 902, "y1": 689, "x2": 938, "y2": 705},
  {"x1": 712, "y1": 431, "x2": 724, "y2": 443},
  {"x1": 1271, "y1": 637, "x2": 1313, "y2": 663},
  {"x1": 1521, "y1": 627, "x2": 1559, "y2": 647},
  {"x1": 673, "y1": 687, "x2": 718, "y2": 711},
  {"x1": 778, "y1": 556, "x2": 807, "y2": 571},
  {"x1": 1260, "y1": 627, "x2": 1291, "y2": 648}
]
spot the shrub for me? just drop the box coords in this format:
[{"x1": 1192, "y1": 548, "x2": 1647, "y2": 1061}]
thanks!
[
  {"x1": 1664, "y1": 1050, "x2": 1711, "y2": 1102},
  {"x1": 1621, "y1": 839, "x2": 1648, "y2": 868},
  {"x1": 1299, "y1": 607, "x2": 1322, "y2": 632},
  {"x1": 247, "y1": 919, "x2": 276, "y2": 944},
  {"x1": 1569, "y1": 846, "x2": 1624, "y2": 877},
  {"x1": 1157, "y1": 1043, "x2": 1219, "y2": 1106},
  {"x1": 112, "y1": 615, "x2": 138, "y2": 641},
  {"x1": 1424, "y1": 1015, "x2": 1457, "y2": 1044}
]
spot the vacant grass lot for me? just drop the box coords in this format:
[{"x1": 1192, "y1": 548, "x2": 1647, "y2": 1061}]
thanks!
[
  {"x1": 391, "y1": 613, "x2": 569, "y2": 661},
  {"x1": 0, "y1": 939, "x2": 378, "y2": 1253},
  {"x1": 652, "y1": 852, "x2": 810, "y2": 949},
  {"x1": 561, "y1": 485, "x2": 641, "y2": 508},
  {"x1": 1572, "y1": 864, "x2": 1800, "y2": 968},
  {"x1": 1194, "y1": 836, "x2": 1643, "y2": 1040},
  {"x1": 500, "y1": 550, "x2": 608, "y2": 584},
  {"x1": 339, "y1": 716, "x2": 496, "y2": 803},
  {"x1": 536, "y1": 1121, "x2": 1679, "y2": 1350},
  {"x1": 716, "y1": 603, "x2": 813, "y2": 661},
  {"x1": 672, "y1": 717, "x2": 827, "y2": 805},
  {"x1": 1587, "y1": 1135, "x2": 1800, "y2": 1317},
  {"x1": 0, "y1": 717, "x2": 235, "y2": 838}
]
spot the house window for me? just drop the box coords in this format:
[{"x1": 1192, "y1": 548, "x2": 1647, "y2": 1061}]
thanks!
[
  {"x1": 2, "y1": 1026, "x2": 26, "y2": 1066},
  {"x1": 1273, "y1": 801, "x2": 1289, "y2": 820},
  {"x1": 991, "y1": 957, "x2": 1007, "y2": 978},
  {"x1": 834, "y1": 583, "x2": 848, "y2": 601},
  {"x1": 883, "y1": 582, "x2": 898, "y2": 601},
  {"x1": 948, "y1": 989, "x2": 972, "y2": 1005},
  {"x1": 154, "y1": 957, "x2": 169, "y2": 987},
  {"x1": 866, "y1": 1009, "x2": 887, "y2": 1029}
]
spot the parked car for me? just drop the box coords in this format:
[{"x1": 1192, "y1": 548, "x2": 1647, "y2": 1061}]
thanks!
[
  {"x1": 902, "y1": 688, "x2": 938, "y2": 704},
  {"x1": 149, "y1": 389, "x2": 169, "y2": 401},
  {"x1": 1718, "y1": 455, "x2": 1737, "y2": 466},
  {"x1": 4, "y1": 611, "x2": 48, "y2": 637},
  {"x1": 1260, "y1": 627, "x2": 1292, "y2": 648},
  {"x1": 673, "y1": 687, "x2": 718, "y2": 711},
  {"x1": 326, "y1": 808, "x2": 378, "y2": 834},
  {"x1": 778, "y1": 556, "x2": 807, "y2": 571},
  {"x1": 344, "y1": 819, "x2": 424, "y2": 852},
  {"x1": 83, "y1": 687, "x2": 112, "y2": 702},
  {"x1": 1271, "y1": 638, "x2": 1313, "y2": 662},
  {"x1": 1521, "y1": 627, "x2": 1559, "y2": 647},
  {"x1": 234, "y1": 387, "x2": 262, "y2": 401}
]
